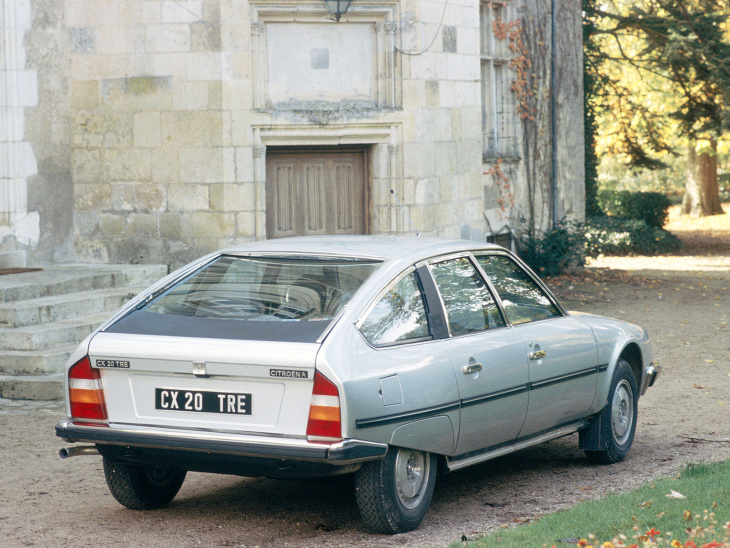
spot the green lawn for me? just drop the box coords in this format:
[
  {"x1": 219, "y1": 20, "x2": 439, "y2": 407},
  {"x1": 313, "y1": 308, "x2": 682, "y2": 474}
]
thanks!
[{"x1": 447, "y1": 461, "x2": 730, "y2": 548}]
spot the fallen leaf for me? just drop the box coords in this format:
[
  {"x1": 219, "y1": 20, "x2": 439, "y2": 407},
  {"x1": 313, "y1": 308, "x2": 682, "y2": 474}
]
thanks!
[
  {"x1": 705, "y1": 360, "x2": 715, "y2": 363},
  {"x1": 666, "y1": 490, "x2": 686, "y2": 499},
  {"x1": 693, "y1": 384, "x2": 710, "y2": 389},
  {"x1": 640, "y1": 500, "x2": 653, "y2": 508},
  {"x1": 684, "y1": 510, "x2": 693, "y2": 521}
]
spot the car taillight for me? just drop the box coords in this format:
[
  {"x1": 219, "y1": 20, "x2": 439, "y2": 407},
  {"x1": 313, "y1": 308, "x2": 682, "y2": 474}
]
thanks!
[
  {"x1": 68, "y1": 356, "x2": 108, "y2": 424},
  {"x1": 306, "y1": 372, "x2": 342, "y2": 442}
]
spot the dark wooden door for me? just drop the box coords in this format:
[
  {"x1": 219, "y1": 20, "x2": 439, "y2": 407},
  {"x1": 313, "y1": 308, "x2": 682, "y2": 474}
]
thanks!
[{"x1": 266, "y1": 151, "x2": 367, "y2": 238}]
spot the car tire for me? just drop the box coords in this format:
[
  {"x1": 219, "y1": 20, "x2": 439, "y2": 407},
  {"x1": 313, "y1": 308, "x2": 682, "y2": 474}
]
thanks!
[
  {"x1": 103, "y1": 458, "x2": 186, "y2": 510},
  {"x1": 585, "y1": 358, "x2": 638, "y2": 464},
  {"x1": 354, "y1": 446, "x2": 437, "y2": 534}
]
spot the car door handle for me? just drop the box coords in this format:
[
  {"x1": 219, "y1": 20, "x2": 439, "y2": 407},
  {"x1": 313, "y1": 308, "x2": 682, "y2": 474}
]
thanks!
[
  {"x1": 462, "y1": 363, "x2": 483, "y2": 374},
  {"x1": 529, "y1": 350, "x2": 546, "y2": 360}
]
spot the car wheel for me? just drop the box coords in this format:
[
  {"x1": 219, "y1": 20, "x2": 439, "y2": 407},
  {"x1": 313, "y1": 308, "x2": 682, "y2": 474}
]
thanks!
[
  {"x1": 354, "y1": 446, "x2": 437, "y2": 534},
  {"x1": 585, "y1": 359, "x2": 638, "y2": 464},
  {"x1": 103, "y1": 458, "x2": 186, "y2": 510}
]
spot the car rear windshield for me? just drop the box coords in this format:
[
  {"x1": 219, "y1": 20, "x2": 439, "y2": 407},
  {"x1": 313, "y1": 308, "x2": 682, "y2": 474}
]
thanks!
[{"x1": 105, "y1": 255, "x2": 382, "y2": 342}]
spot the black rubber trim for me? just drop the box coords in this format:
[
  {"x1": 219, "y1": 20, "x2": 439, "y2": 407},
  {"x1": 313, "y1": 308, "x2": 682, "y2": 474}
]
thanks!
[
  {"x1": 529, "y1": 366, "x2": 599, "y2": 390},
  {"x1": 355, "y1": 401, "x2": 461, "y2": 429},
  {"x1": 461, "y1": 385, "x2": 529, "y2": 408},
  {"x1": 357, "y1": 365, "x2": 602, "y2": 430},
  {"x1": 598, "y1": 363, "x2": 609, "y2": 372}
]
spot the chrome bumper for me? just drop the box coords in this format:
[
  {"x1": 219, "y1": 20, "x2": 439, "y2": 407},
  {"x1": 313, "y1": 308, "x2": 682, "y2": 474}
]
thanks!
[
  {"x1": 55, "y1": 418, "x2": 388, "y2": 465},
  {"x1": 641, "y1": 362, "x2": 661, "y2": 395}
]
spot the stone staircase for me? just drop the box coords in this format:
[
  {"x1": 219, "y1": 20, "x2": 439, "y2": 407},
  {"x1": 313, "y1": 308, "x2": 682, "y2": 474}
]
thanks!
[{"x1": 0, "y1": 264, "x2": 168, "y2": 401}]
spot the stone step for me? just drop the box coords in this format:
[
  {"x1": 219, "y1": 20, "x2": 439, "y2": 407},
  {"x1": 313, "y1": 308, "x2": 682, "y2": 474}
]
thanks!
[
  {"x1": 0, "y1": 373, "x2": 64, "y2": 401},
  {"x1": 0, "y1": 287, "x2": 143, "y2": 328},
  {"x1": 0, "y1": 344, "x2": 78, "y2": 376},
  {"x1": 0, "y1": 264, "x2": 168, "y2": 401},
  {"x1": 0, "y1": 312, "x2": 112, "y2": 351},
  {"x1": 0, "y1": 264, "x2": 166, "y2": 303}
]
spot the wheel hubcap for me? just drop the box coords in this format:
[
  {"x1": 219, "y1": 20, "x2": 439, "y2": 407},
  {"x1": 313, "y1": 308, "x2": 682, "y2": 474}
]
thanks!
[
  {"x1": 394, "y1": 449, "x2": 430, "y2": 509},
  {"x1": 611, "y1": 380, "x2": 634, "y2": 446}
]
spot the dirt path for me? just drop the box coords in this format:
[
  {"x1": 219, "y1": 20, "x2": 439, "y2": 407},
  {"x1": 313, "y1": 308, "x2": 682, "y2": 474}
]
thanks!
[{"x1": 1, "y1": 212, "x2": 729, "y2": 547}]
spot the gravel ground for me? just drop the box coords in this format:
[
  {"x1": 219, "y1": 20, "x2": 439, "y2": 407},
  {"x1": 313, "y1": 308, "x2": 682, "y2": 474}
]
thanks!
[{"x1": 1, "y1": 260, "x2": 729, "y2": 548}]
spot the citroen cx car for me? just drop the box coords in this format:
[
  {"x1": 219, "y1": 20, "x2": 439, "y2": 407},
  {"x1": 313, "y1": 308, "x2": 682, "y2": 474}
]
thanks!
[{"x1": 56, "y1": 236, "x2": 659, "y2": 534}]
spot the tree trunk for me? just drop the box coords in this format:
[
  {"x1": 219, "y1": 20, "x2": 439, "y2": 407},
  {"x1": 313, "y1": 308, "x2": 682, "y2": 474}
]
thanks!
[{"x1": 681, "y1": 140, "x2": 725, "y2": 217}]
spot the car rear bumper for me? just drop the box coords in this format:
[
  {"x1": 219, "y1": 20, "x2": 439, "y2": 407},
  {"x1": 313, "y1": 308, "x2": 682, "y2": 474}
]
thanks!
[{"x1": 55, "y1": 418, "x2": 388, "y2": 466}]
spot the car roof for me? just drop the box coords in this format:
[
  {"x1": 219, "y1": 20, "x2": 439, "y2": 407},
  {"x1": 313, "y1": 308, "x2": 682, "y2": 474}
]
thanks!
[{"x1": 219, "y1": 235, "x2": 504, "y2": 263}]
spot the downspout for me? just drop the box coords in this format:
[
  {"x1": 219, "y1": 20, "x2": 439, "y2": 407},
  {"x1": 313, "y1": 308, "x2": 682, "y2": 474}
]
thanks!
[{"x1": 550, "y1": 0, "x2": 558, "y2": 227}]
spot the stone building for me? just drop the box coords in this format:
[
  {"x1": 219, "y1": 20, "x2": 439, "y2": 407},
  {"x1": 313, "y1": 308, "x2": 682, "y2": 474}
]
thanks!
[{"x1": 1, "y1": 0, "x2": 584, "y2": 270}]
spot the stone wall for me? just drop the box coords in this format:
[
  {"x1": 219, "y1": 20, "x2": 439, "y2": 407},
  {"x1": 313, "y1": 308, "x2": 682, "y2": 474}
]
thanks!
[
  {"x1": 9, "y1": 0, "x2": 585, "y2": 268},
  {"x1": 67, "y1": 0, "x2": 245, "y2": 265},
  {"x1": 482, "y1": 0, "x2": 585, "y2": 237},
  {"x1": 0, "y1": 0, "x2": 41, "y2": 264}
]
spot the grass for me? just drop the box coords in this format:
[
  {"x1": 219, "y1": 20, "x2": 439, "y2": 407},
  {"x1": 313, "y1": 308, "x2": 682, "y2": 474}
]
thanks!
[{"x1": 448, "y1": 461, "x2": 730, "y2": 548}]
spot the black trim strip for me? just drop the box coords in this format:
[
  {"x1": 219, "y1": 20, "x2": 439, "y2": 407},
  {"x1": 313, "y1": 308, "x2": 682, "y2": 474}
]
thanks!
[
  {"x1": 357, "y1": 364, "x2": 603, "y2": 430},
  {"x1": 598, "y1": 363, "x2": 609, "y2": 372},
  {"x1": 529, "y1": 366, "x2": 598, "y2": 391},
  {"x1": 461, "y1": 385, "x2": 529, "y2": 408},
  {"x1": 355, "y1": 401, "x2": 461, "y2": 429}
]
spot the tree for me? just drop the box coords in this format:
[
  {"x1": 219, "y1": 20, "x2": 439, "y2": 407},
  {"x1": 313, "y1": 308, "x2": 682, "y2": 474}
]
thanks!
[
  {"x1": 583, "y1": 0, "x2": 603, "y2": 218},
  {"x1": 584, "y1": 0, "x2": 730, "y2": 216}
]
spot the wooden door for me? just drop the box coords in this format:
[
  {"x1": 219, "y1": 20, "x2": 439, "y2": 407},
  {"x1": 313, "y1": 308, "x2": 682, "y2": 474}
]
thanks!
[{"x1": 266, "y1": 150, "x2": 367, "y2": 238}]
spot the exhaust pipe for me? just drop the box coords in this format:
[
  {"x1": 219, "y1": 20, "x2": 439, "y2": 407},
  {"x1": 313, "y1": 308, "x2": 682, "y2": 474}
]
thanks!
[{"x1": 59, "y1": 446, "x2": 99, "y2": 459}]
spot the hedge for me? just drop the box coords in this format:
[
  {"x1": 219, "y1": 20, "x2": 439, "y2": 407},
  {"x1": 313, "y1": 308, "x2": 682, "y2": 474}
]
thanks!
[{"x1": 597, "y1": 190, "x2": 672, "y2": 228}]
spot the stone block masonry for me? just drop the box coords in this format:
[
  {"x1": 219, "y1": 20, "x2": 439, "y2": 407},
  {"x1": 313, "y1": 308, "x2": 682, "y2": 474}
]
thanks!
[
  {"x1": 6, "y1": 0, "x2": 585, "y2": 268},
  {"x1": 67, "y1": 1, "x2": 254, "y2": 268},
  {"x1": 0, "y1": 0, "x2": 40, "y2": 252}
]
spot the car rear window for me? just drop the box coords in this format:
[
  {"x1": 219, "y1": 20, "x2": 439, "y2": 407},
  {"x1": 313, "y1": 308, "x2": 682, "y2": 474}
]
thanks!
[{"x1": 105, "y1": 255, "x2": 382, "y2": 342}]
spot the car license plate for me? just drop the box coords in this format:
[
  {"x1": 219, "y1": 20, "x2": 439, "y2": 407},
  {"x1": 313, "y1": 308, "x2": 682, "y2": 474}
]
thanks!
[{"x1": 155, "y1": 388, "x2": 252, "y2": 415}]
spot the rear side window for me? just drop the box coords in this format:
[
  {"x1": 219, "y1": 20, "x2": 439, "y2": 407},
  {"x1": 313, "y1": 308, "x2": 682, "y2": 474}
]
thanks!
[
  {"x1": 359, "y1": 272, "x2": 430, "y2": 346},
  {"x1": 474, "y1": 255, "x2": 559, "y2": 325}
]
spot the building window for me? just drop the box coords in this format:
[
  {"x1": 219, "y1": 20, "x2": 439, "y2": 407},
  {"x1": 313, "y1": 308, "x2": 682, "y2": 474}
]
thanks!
[{"x1": 480, "y1": 1, "x2": 518, "y2": 159}]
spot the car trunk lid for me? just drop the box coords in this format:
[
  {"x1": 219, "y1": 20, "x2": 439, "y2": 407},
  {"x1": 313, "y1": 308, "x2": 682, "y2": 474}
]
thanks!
[{"x1": 88, "y1": 332, "x2": 318, "y2": 437}]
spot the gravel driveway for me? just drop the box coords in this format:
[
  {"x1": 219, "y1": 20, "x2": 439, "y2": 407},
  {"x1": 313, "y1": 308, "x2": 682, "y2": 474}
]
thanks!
[{"x1": 1, "y1": 262, "x2": 728, "y2": 548}]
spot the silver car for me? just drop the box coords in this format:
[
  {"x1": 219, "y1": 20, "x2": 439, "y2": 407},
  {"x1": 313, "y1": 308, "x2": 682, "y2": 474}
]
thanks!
[{"x1": 56, "y1": 236, "x2": 660, "y2": 534}]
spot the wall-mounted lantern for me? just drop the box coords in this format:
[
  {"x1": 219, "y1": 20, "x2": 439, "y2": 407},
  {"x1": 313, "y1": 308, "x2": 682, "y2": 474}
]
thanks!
[{"x1": 323, "y1": 0, "x2": 352, "y2": 21}]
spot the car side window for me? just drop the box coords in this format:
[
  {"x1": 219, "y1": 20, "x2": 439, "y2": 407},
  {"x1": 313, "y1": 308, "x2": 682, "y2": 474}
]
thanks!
[
  {"x1": 474, "y1": 255, "x2": 560, "y2": 325},
  {"x1": 430, "y1": 257, "x2": 505, "y2": 336},
  {"x1": 359, "y1": 272, "x2": 431, "y2": 346}
]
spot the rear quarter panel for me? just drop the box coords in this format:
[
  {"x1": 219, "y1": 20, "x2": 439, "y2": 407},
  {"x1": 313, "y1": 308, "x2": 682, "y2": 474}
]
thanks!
[{"x1": 317, "y1": 322, "x2": 460, "y2": 456}]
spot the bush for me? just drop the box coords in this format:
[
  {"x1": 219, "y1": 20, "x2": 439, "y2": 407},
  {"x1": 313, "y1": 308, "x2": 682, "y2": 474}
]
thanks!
[
  {"x1": 598, "y1": 190, "x2": 672, "y2": 228},
  {"x1": 585, "y1": 216, "x2": 682, "y2": 257},
  {"x1": 518, "y1": 220, "x2": 586, "y2": 277}
]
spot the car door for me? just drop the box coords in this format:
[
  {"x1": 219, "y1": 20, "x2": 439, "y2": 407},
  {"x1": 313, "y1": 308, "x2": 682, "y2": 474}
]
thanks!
[
  {"x1": 474, "y1": 253, "x2": 600, "y2": 438},
  {"x1": 427, "y1": 256, "x2": 529, "y2": 456}
]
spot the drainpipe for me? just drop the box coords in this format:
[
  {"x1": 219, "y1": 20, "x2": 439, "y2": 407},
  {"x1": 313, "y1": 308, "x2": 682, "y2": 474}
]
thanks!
[{"x1": 550, "y1": 0, "x2": 558, "y2": 228}]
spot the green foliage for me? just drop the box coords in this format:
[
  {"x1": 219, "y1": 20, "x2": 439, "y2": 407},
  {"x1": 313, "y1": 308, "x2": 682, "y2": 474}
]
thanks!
[
  {"x1": 452, "y1": 460, "x2": 730, "y2": 548},
  {"x1": 518, "y1": 221, "x2": 586, "y2": 277},
  {"x1": 585, "y1": 216, "x2": 682, "y2": 257},
  {"x1": 598, "y1": 190, "x2": 673, "y2": 228},
  {"x1": 584, "y1": 0, "x2": 730, "y2": 168}
]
